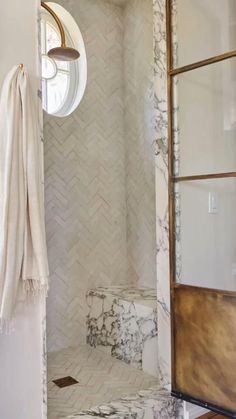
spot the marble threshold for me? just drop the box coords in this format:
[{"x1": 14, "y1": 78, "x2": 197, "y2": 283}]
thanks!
[{"x1": 65, "y1": 387, "x2": 182, "y2": 418}]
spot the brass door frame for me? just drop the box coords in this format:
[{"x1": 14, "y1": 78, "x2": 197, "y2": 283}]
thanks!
[{"x1": 166, "y1": 0, "x2": 236, "y2": 417}]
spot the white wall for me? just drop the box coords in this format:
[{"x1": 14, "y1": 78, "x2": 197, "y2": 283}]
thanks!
[{"x1": 0, "y1": 1, "x2": 45, "y2": 418}]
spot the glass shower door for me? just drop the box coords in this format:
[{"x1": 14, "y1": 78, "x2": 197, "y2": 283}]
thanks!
[{"x1": 167, "y1": 1, "x2": 236, "y2": 416}]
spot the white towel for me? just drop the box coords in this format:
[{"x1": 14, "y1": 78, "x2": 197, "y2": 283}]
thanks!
[{"x1": 0, "y1": 65, "x2": 49, "y2": 331}]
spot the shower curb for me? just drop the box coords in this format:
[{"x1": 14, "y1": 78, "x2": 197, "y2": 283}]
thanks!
[{"x1": 63, "y1": 387, "x2": 184, "y2": 419}]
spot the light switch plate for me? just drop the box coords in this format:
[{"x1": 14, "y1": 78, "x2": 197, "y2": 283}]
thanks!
[{"x1": 208, "y1": 192, "x2": 219, "y2": 214}]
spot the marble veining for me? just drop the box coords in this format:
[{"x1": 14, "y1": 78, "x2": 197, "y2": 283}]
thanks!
[
  {"x1": 65, "y1": 387, "x2": 183, "y2": 419},
  {"x1": 86, "y1": 287, "x2": 158, "y2": 374},
  {"x1": 88, "y1": 286, "x2": 157, "y2": 305},
  {"x1": 154, "y1": 9, "x2": 184, "y2": 419}
]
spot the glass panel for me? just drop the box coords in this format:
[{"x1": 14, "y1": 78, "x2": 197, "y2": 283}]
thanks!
[
  {"x1": 42, "y1": 79, "x2": 47, "y2": 111},
  {"x1": 173, "y1": 59, "x2": 236, "y2": 177},
  {"x1": 45, "y1": 72, "x2": 70, "y2": 114},
  {"x1": 56, "y1": 60, "x2": 70, "y2": 71},
  {"x1": 42, "y1": 55, "x2": 57, "y2": 80},
  {"x1": 41, "y1": 21, "x2": 46, "y2": 55},
  {"x1": 173, "y1": 0, "x2": 236, "y2": 68},
  {"x1": 175, "y1": 178, "x2": 236, "y2": 291},
  {"x1": 46, "y1": 22, "x2": 60, "y2": 51}
]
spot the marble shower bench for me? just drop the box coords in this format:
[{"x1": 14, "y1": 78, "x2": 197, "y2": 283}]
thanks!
[
  {"x1": 65, "y1": 387, "x2": 183, "y2": 419},
  {"x1": 86, "y1": 286, "x2": 158, "y2": 376}
]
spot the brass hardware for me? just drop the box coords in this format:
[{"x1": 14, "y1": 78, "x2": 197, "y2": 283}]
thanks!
[
  {"x1": 41, "y1": 2, "x2": 66, "y2": 47},
  {"x1": 166, "y1": 0, "x2": 176, "y2": 387},
  {"x1": 173, "y1": 171, "x2": 236, "y2": 183},
  {"x1": 170, "y1": 49, "x2": 236, "y2": 76},
  {"x1": 19, "y1": 64, "x2": 24, "y2": 69},
  {"x1": 53, "y1": 376, "x2": 79, "y2": 388},
  {"x1": 173, "y1": 285, "x2": 236, "y2": 412},
  {"x1": 173, "y1": 283, "x2": 236, "y2": 299},
  {"x1": 41, "y1": 2, "x2": 80, "y2": 61}
]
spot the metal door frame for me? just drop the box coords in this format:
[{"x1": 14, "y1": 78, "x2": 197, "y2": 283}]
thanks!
[{"x1": 167, "y1": 1, "x2": 236, "y2": 417}]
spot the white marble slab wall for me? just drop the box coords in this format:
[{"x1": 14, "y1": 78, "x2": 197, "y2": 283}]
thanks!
[
  {"x1": 123, "y1": 0, "x2": 157, "y2": 289},
  {"x1": 153, "y1": 15, "x2": 184, "y2": 419}
]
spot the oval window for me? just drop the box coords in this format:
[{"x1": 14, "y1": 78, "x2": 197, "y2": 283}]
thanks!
[{"x1": 41, "y1": 2, "x2": 87, "y2": 117}]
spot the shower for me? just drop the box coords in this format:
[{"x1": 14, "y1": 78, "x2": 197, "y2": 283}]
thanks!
[
  {"x1": 44, "y1": 0, "x2": 158, "y2": 417},
  {"x1": 41, "y1": 1, "x2": 80, "y2": 61}
]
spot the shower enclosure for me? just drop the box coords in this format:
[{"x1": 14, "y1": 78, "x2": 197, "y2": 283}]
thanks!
[{"x1": 43, "y1": 0, "x2": 164, "y2": 417}]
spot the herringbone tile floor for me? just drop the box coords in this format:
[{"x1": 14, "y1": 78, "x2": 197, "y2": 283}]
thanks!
[{"x1": 47, "y1": 345, "x2": 159, "y2": 419}]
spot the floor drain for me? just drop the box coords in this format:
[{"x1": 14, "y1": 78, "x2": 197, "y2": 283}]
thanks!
[{"x1": 53, "y1": 376, "x2": 79, "y2": 388}]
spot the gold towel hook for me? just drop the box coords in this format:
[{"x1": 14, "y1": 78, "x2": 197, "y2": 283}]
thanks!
[{"x1": 19, "y1": 64, "x2": 24, "y2": 70}]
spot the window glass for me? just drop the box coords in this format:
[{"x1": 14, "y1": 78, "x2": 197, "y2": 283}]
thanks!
[
  {"x1": 173, "y1": 0, "x2": 236, "y2": 68},
  {"x1": 41, "y1": 4, "x2": 87, "y2": 117},
  {"x1": 173, "y1": 59, "x2": 236, "y2": 177}
]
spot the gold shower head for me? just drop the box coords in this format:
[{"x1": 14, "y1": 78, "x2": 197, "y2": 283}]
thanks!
[
  {"x1": 41, "y1": 2, "x2": 80, "y2": 62},
  {"x1": 47, "y1": 46, "x2": 80, "y2": 61}
]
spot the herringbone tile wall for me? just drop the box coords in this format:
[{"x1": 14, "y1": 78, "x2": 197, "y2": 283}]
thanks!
[
  {"x1": 44, "y1": 0, "x2": 156, "y2": 352},
  {"x1": 44, "y1": 0, "x2": 127, "y2": 352},
  {"x1": 124, "y1": 0, "x2": 156, "y2": 287}
]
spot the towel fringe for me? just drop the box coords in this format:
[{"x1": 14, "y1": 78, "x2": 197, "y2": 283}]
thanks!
[
  {"x1": 22, "y1": 278, "x2": 49, "y2": 298},
  {"x1": 0, "y1": 278, "x2": 48, "y2": 335}
]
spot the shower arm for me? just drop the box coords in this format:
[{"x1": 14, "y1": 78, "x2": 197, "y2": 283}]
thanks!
[{"x1": 41, "y1": 2, "x2": 66, "y2": 48}]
